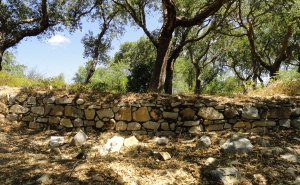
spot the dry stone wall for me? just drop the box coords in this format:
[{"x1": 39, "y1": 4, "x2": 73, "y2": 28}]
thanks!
[{"x1": 1, "y1": 91, "x2": 300, "y2": 136}]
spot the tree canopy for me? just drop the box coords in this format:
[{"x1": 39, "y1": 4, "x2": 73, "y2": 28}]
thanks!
[
  {"x1": 1, "y1": 0, "x2": 300, "y2": 95},
  {"x1": 0, "y1": 0, "x2": 99, "y2": 70}
]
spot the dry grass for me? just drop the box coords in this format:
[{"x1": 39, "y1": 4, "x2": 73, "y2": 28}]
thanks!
[
  {"x1": 0, "y1": 115, "x2": 300, "y2": 185},
  {"x1": 247, "y1": 80, "x2": 300, "y2": 97}
]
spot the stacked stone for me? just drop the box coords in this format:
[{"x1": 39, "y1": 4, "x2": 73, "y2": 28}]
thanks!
[{"x1": 1, "y1": 93, "x2": 300, "y2": 135}]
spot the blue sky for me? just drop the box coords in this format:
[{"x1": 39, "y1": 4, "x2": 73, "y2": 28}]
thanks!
[{"x1": 9, "y1": 18, "x2": 160, "y2": 84}]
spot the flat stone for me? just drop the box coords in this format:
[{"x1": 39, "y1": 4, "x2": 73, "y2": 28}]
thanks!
[
  {"x1": 163, "y1": 112, "x2": 178, "y2": 119},
  {"x1": 206, "y1": 124, "x2": 224, "y2": 131},
  {"x1": 84, "y1": 109, "x2": 95, "y2": 120},
  {"x1": 180, "y1": 108, "x2": 195, "y2": 120},
  {"x1": 27, "y1": 97, "x2": 36, "y2": 105},
  {"x1": 133, "y1": 107, "x2": 150, "y2": 122},
  {"x1": 36, "y1": 117, "x2": 48, "y2": 123},
  {"x1": 281, "y1": 154, "x2": 300, "y2": 163},
  {"x1": 49, "y1": 116, "x2": 60, "y2": 124},
  {"x1": 60, "y1": 118, "x2": 73, "y2": 127},
  {"x1": 268, "y1": 107, "x2": 292, "y2": 119},
  {"x1": 171, "y1": 102, "x2": 181, "y2": 107},
  {"x1": 210, "y1": 167, "x2": 241, "y2": 185},
  {"x1": 31, "y1": 106, "x2": 44, "y2": 115},
  {"x1": 49, "y1": 106, "x2": 64, "y2": 116},
  {"x1": 260, "y1": 147, "x2": 284, "y2": 157},
  {"x1": 44, "y1": 104, "x2": 54, "y2": 115},
  {"x1": 9, "y1": 105, "x2": 29, "y2": 114},
  {"x1": 205, "y1": 157, "x2": 217, "y2": 165},
  {"x1": 76, "y1": 99, "x2": 85, "y2": 105},
  {"x1": 292, "y1": 117, "x2": 300, "y2": 128},
  {"x1": 96, "y1": 120, "x2": 104, "y2": 128},
  {"x1": 115, "y1": 107, "x2": 132, "y2": 121},
  {"x1": 123, "y1": 136, "x2": 139, "y2": 147},
  {"x1": 127, "y1": 122, "x2": 141, "y2": 131},
  {"x1": 198, "y1": 107, "x2": 224, "y2": 120},
  {"x1": 96, "y1": 108, "x2": 114, "y2": 119},
  {"x1": 15, "y1": 94, "x2": 28, "y2": 103},
  {"x1": 22, "y1": 115, "x2": 33, "y2": 122},
  {"x1": 84, "y1": 120, "x2": 95, "y2": 126},
  {"x1": 143, "y1": 121, "x2": 160, "y2": 130},
  {"x1": 279, "y1": 119, "x2": 290, "y2": 128},
  {"x1": 156, "y1": 137, "x2": 169, "y2": 146},
  {"x1": 7, "y1": 114, "x2": 18, "y2": 121},
  {"x1": 55, "y1": 97, "x2": 73, "y2": 104},
  {"x1": 45, "y1": 97, "x2": 56, "y2": 104},
  {"x1": 115, "y1": 121, "x2": 127, "y2": 131},
  {"x1": 233, "y1": 121, "x2": 251, "y2": 129},
  {"x1": 285, "y1": 147, "x2": 297, "y2": 154},
  {"x1": 242, "y1": 107, "x2": 260, "y2": 119},
  {"x1": 188, "y1": 125, "x2": 204, "y2": 135},
  {"x1": 160, "y1": 122, "x2": 169, "y2": 130},
  {"x1": 65, "y1": 106, "x2": 83, "y2": 118},
  {"x1": 292, "y1": 108, "x2": 300, "y2": 116},
  {"x1": 183, "y1": 120, "x2": 200, "y2": 126},
  {"x1": 153, "y1": 151, "x2": 171, "y2": 161},
  {"x1": 221, "y1": 137, "x2": 253, "y2": 154},
  {"x1": 252, "y1": 120, "x2": 276, "y2": 127}
]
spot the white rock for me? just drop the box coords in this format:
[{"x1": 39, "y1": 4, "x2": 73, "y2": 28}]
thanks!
[
  {"x1": 69, "y1": 130, "x2": 88, "y2": 147},
  {"x1": 49, "y1": 136, "x2": 64, "y2": 147},
  {"x1": 99, "y1": 136, "x2": 124, "y2": 156}
]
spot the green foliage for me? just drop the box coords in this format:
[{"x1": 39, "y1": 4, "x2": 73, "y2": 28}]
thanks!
[
  {"x1": 276, "y1": 68, "x2": 300, "y2": 81},
  {"x1": 203, "y1": 75, "x2": 244, "y2": 96},
  {"x1": 114, "y1": 36, "x2": 156, "y2": 92},
  {"x1": 74, "y1": 61, "x2": 129, "y2": 92},
  {"x1": 92, "y1": 62, "x2": 128, "y2": 92},
  {"x1": 127, "y1": 63, "x2": 152, "y2": 93},
  {"x1": 39, "y1": 73, "x2": 66, "y2": 89},
  {"x1": 73, "y1": 65, "x2": 88, "y2": 83},
  {"x1": 0, "y1": 71, "x2": 32, "y2": 87},
  {"x1": 2, "y1": 52, "x2": 26, "y2": 76},
  {"x1": 173, "y1": 57, "x2": 194, "y2": 94}
]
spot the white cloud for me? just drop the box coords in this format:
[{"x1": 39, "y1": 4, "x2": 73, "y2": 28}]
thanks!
[{"x1": 47, "y1": 35, "x2": 71, "y2": 46}]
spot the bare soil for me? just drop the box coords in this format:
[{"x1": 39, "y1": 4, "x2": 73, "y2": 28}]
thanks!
[{"x1": 0, "y1": 116, "x2": 300, "y2": 185}]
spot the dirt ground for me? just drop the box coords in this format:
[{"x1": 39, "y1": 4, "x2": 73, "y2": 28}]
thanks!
[
  {"x1": 0, "y1": 116, "x2": 300, "y2": 185},
  {"x1": 1, "y1": 86, "x2": 300, "y2": 184}
]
